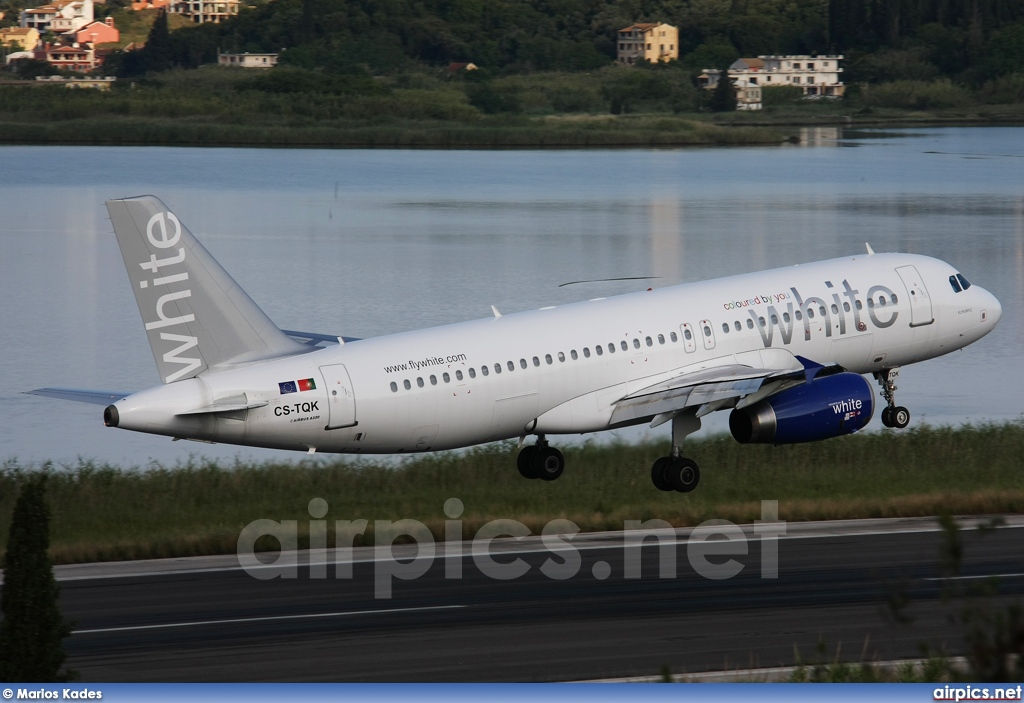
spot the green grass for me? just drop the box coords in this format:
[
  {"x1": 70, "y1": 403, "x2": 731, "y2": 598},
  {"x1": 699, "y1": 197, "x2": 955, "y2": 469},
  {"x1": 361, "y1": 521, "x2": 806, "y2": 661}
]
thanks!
[{"x1": 2, "y1": 422, "x2": 1024, "y2": 565}]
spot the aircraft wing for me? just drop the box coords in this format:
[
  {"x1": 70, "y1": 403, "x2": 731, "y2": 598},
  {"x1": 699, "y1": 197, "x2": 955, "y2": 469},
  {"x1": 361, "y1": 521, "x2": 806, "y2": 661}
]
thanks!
[
  {"x1": 610, "y1": 349, "x2": 824, "y2": 426},
  {"x1": 25, "y1": 388, "x2": 132, "y2": 405},
  {"x1": 281, "y1": 329, "x2": 362, "y2": 348}
]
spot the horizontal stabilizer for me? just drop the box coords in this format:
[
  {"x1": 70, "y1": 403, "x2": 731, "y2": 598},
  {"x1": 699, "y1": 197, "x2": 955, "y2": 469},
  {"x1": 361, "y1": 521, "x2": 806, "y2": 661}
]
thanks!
[
  {"x1": 282, "y1": 329, "x2": 362, "y2": 348},
  {"x1": 25, "y1": 388, "x2": 132, "y2": 405}
]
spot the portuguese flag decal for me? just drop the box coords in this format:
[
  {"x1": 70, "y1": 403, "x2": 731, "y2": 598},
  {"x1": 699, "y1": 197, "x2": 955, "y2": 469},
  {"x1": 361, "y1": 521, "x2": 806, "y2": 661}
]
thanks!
[{"x1": 297, "y1": 378, "x2": 317, "y2": 392}]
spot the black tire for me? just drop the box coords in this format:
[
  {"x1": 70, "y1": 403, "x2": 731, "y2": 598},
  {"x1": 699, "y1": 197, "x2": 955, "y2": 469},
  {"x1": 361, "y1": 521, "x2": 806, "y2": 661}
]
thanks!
[
  {"x1": 891, "y1": 406, "x2": 910, "y2": 429},
  {"x1": 536, "y1": 446, "x2": 565, "y2": 481},
  {"x1": 651, "y1": 457, "x2": 673, "y2": 491},
  {"x1": 671, "y1": 457, "x2": 700, "y2": 493},
  {"x1": 881, "y1": 406, "x2": 893, "y2": 428},
  {"x1": 517, "y1": 445, "x2": 540, "y2": 479}
]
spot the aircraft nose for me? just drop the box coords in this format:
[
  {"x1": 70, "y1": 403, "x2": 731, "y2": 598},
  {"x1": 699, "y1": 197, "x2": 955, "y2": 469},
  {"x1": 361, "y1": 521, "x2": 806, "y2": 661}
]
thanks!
[{"x1": 988, "y1": 290, "x2": 1002, "y2": 326}]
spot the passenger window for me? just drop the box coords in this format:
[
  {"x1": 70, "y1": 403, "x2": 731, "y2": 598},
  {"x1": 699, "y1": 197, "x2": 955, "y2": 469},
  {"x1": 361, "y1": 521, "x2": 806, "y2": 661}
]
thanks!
[
  {"x1": 770, "y1": 314, "x2": 778, "y2": 324},
  {"x1": 783, "y1": 312, "x2": 790, "y2": 323},
  {"x1": 957, "y1": 273, "x2": 971, "y2": 290},
  {"x1": 867, "y1": 298, "x2": 874, "y2": 308},
  {"x1": 633, "y1": 339, "x2": 640, "y2": 349},
  {"x1": 684, "y1": 329, "x2": 692, "y2": 341},
  {"x1": 795, "y1": 310, "x2": 802, "y2": 320},
  {"x1": 404, "y1": 379, "x2": 411, "y2": 390},
  {"x1": 571, "y1": 350, "x2": 578, "y2": 360},
  {"x1": 645, "y1": 336, "x2": 653, "y2": 347},
  {"x1": 703, "y1": 325, "x2": 711, "y2": 337},
  {"x1": 758, "y1": 317, "x2": 766, "y2": 327},
  {"x1": 670, "y1": 332, "x2": 678, "y2": 342},
  {"x1": 545, "y1": 354, "x2": 553, "y2": 364},
  {"x1": 520, "y1": 359, "x2": 527, "y2": 369},
  {"x1": 481, "y1": 366, "x2": 489, "y2": 377},
  {"x1": 456, "y1": 370, "x2": 464, "y2": 381},
  {"x1": 843, "y1": 302, "x2": 850, "y2": 312},
  {"x1": 430, "y1": 375, "x2": 437, "y2": 385},
  {"x1": 878, "y1": 296, "x2": 886, "y2": 307},
  {"x1": 468, "y1": 368, "x2": 476, "y2": 379},
  {"x1": 596, "y1": 345, "x2": 604, "y2": 356},
  {"x1": 416, "y1": 377, "x2": 424, "y2": 388},
  {"x1": 746, "y1": 319, "x2": 754, "y2": 329},
  {"x1": 506, "y1": 361, "x2": 514, "y2": 371},
  {"x1": 533, "y1": 356, "x2": 540, "y2": 367},
  {"x1": 658, "y1": 334, "x2": 665, "y2": 344},
  {"x1": 583, "y1": 347, "x2": 591, "y2": 358},
  {"x1": 734, "y1": 321, "x2": 741, "y2": 331},
  {"x1": 890, "y1": 294, "x2": 898, "y2": 304},
  {"x1": 830, "y1": 304, "x2": 838, "y2": 314},
  {"x1": 443, "y1": 372, "x2": 450, "y2": 383},
  {"x1": 558, "y1": 352, "x2": 566, "y2": 362},
  {"x1": 390, "y1": 382, "x2": 398, "y2": 392},
  {"x1": 819, "y1": 305, "x2": 827, "y2": 316},
  {"x1": 808, "y1": 308, "x2": 815, "y2": 319},
  {"x1": 721, "y1": 323, "x2": 729, "y2": 333},
  {"x1": 494, "y1": 363, "x2": 502, "y2": 374},
  {"x1": 620, "y1": 341, "x2": 628, "y2": 351}
]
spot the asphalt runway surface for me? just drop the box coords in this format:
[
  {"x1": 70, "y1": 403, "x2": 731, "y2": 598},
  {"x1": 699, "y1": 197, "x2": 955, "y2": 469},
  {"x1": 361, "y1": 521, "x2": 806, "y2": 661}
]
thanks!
[{"x1": 40, "y1": 516, "x2": 1024, "y2": 681}]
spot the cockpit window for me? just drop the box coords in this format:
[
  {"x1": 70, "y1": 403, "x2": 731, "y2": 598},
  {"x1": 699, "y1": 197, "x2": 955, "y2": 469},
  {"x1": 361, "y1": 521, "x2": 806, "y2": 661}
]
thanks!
[
  {"x1": 949, "y1": 275, "x2": 962, "y2": 293},
  {"x1": 957, "y1": 273, "x2": 971, "y2": 291}
]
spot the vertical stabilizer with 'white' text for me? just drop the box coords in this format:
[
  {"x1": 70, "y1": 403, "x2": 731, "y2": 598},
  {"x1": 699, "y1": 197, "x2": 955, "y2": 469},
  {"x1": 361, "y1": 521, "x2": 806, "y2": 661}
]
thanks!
[{"x1": 106, "y1": 196, "x2": 307, "y2": 383}]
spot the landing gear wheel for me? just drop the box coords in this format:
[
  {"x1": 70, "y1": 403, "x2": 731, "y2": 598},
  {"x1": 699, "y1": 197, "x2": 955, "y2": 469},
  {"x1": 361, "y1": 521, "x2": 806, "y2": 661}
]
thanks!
[
  {"x1": 881, "y1": 406, "x2": 893, "y2": 428},
  {"x1": 891, "y1": 406, "x2": 910, "y2": 429},
  {"x1": 517, "y1": 445, "x2": 540, "y2": 479},
  {"x1": 671, "y1": 457, "x2": 700, "y2": 493},
  {"x1": 651, "y1": 457, "x2": 673, "y2": 492},
  {"x1": 535, "y1": 446, "x2": 565, "y2": 482}
]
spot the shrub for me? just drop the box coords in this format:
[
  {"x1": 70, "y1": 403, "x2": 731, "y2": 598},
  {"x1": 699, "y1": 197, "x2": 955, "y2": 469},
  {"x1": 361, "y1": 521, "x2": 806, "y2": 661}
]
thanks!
[{"x1": 858, "y1": 79, "x2": 972, "y2": 110}]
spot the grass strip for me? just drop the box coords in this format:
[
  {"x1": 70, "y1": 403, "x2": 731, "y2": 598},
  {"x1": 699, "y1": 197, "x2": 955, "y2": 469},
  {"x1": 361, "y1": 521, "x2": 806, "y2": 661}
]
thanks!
[{"x1": 2, "y1": 422, "x2": 1023, "y2": 565}]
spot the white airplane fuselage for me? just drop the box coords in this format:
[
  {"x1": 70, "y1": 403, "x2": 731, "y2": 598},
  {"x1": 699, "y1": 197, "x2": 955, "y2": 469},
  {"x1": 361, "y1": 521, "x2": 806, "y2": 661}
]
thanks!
[{"x1": 110, "y1": 252, "x2": 1000, "y2": 454}]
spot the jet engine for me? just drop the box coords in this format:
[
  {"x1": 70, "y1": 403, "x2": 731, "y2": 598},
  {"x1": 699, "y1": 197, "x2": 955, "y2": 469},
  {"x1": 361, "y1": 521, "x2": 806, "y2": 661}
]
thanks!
[{"x1": 729, "y1": 372, "x2": 874, "y2": 445}]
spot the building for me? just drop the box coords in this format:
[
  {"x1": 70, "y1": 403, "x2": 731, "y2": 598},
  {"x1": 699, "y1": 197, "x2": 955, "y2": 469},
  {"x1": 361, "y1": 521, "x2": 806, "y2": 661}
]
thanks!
[
  {"x1": 130, "y1": 0, "x2": 171, "y2": 10},
  {"x1": 616, "y1": 23, "x2": 678, "y2": 65},
  {"x1": 170, "y1": 0, "x2": 238, "y2": 24},
  {"x1": 218, "y1": 52, "x2": 278, "y2": 68},
  {"x1": 35, "y1": 41, "x2": 96, "y2": 71},
  {"x1": 700, "y1": 55, "x2": 845, "y2": 99},
  {"x1": 62, "y1": 17, "x2": 118, "y2": 45},
  {"x1": 20, "y1": 0, "x2": 93, "y2": 33},
  {"x1": 0, "y1": 26, "x2": 40, "y2": 52},
  {"x1": 35, "y1": 74, "x2": 115, "y2": 89}
]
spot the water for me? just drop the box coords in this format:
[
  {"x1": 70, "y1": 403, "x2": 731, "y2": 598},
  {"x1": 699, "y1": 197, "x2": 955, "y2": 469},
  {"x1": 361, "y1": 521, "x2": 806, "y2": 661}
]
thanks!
[{"x1": 1, "y1": 127, "x2": 1021, "y2": 467}]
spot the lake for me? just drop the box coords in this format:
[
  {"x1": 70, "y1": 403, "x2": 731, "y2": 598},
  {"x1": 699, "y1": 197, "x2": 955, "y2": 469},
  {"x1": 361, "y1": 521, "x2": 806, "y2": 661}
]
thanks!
[{"x1": 1, "y1": 127, "x2": 1021, "y2": 467}]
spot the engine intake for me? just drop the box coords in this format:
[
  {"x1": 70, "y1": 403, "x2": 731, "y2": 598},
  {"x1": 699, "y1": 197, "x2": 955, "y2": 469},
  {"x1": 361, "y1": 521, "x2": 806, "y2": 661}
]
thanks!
[{"x1": 730, "y1": 372, "x2": 874, "y2": 445}]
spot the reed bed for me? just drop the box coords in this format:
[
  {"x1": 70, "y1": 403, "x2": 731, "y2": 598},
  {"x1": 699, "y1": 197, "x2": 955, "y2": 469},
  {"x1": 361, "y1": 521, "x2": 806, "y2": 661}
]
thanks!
[{"x1": 2, "y1": 423, "x2": 1022, "y2": 565}]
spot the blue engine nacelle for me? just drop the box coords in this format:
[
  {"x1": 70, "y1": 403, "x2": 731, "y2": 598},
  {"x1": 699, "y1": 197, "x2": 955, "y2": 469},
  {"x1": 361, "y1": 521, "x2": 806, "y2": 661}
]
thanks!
[{"x1": 729, "y1": 372, "x2": 874, "y2": 445}]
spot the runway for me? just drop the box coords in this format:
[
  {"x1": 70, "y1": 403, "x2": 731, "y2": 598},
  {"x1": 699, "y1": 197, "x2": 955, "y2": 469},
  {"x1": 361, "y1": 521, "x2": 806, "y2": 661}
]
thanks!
[{"x1": 46, "y1": 516, "x2": 1024, "y2": 681}]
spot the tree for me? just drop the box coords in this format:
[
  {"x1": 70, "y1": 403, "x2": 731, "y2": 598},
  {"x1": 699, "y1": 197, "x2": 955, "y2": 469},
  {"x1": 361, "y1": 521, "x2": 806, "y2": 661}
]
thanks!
[
  {"x1": 142, "y1": 9, "x2": 173, "y2": 73},
  {"x1": 709, "y1": 68, "x2": 737, "y2": 111},
  {"x1": 0, "y1": 475, "x2": 75, "y2": 682}
]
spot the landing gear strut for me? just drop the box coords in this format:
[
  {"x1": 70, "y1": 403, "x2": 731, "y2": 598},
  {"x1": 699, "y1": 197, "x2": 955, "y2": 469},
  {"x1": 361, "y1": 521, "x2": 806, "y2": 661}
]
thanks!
[
  {"x1": 517, "y1": 436, "x2": 565, "y2": 481},
  {"x1": 651, "y1": 410, "x2": 701, "y2": 493},
  {"x1": 874, "y1": 367, "x2": 910, "y2": 429}
]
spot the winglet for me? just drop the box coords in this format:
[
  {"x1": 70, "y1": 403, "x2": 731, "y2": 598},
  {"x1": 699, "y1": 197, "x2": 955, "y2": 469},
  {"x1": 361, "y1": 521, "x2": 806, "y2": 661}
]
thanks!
[
  {"x1": 865, "y1": 243, "x2": 875, "y2": 255},
  {"x1": 491, "y1": 305, "x2": 502, "y2": 318}
]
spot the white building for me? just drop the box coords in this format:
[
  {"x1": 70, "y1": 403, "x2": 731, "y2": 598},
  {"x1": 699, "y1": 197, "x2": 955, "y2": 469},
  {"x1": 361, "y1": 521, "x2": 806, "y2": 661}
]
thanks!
[
  {"x1": 20, "y1": 0, "x2": 93, "y2": 33},
  {"x1": 218, "y1": 52, "x2": 278, "y2": 68},
  {"x1": 700, "y1": 55, "x2": 845, "y2": 101},
  {"x1": 170, "y1": 0, "x2": 238, "y2": 24}
]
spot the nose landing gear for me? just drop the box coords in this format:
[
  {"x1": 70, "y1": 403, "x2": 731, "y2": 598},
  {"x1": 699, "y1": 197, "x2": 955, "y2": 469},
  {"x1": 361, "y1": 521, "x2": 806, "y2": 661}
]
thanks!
[{"x1": 875, "y1": 367, "x2": 911, "y2": 429}]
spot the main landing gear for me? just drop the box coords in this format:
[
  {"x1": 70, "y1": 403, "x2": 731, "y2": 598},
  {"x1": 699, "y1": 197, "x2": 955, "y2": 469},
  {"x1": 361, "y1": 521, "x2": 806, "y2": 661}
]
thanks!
[
  {"x1": 874, "y1": 367, "x2": 911, "y2": 429},
  {"x1": 517, "y1": 436, "x2": 565, "y2": 481},
  {"x1": 650, "y1": 411, "x2": 701, "y2": 493}
]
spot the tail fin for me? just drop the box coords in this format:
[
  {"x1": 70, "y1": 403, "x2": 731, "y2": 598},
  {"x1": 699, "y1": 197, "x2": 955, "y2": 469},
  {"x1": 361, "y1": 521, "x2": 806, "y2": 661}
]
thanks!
[{"x1": 106, "y1": 195, "x2": 307, "y2": 383}]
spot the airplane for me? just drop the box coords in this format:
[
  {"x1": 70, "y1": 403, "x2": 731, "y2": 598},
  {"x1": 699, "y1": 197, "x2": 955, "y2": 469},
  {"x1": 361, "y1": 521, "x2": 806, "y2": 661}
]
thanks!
[{"x1": 28, "y1": 195, "x2": 1002, "y2": 493}]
